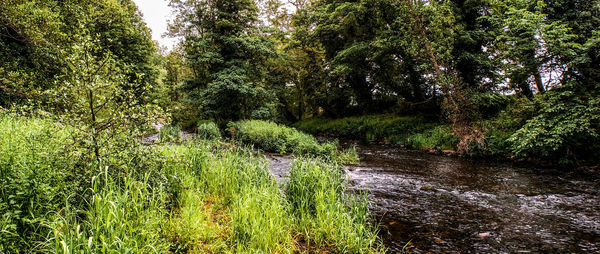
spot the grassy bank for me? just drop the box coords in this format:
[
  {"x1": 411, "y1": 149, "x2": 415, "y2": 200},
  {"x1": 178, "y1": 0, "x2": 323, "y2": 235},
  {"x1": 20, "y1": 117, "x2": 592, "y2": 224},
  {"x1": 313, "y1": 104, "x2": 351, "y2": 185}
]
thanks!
[
  {"x1": 229, "y1": 120, "x2": 359, "y2": 163},
  {"x1": 0, "y1": 112, "x2": 381, "y2": 253},
  {"x1": 294, "y1": 114, "x2": 458, "y2": 151}
]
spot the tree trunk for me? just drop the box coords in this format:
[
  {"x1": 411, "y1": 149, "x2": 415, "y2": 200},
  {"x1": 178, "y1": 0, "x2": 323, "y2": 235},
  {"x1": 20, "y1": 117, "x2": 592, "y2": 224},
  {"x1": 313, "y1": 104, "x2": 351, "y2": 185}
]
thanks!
[
  {"x1": 297, "y1": 82, "x2": 304, "y2": 120},
  {"x1": 88, "y1": 89, "x2": 100, "y2": 162},
  {"x1": 533, "y1": 71, "x2": 545, "y2": 94}
]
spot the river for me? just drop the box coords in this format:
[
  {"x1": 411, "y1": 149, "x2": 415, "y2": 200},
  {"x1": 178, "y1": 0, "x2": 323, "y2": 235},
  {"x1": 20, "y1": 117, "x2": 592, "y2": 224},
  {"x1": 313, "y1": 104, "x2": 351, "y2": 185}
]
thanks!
[{"x1": 268, "y1": 144, "x2": 600, "y2": 253}]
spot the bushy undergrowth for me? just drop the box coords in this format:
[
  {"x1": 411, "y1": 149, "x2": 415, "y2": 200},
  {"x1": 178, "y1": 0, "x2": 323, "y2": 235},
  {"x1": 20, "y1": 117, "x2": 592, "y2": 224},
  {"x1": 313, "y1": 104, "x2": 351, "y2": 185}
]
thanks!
[
  {"x1": 0, "y1": 113, "x2": 380, "y2": 253},
  {"x1": 197, "y1": 121, "x2": 222, "y2": 140},
  {"x1": 294, "y1": 114, "x2": 457, "y2": 151},
  {"x1": 159, "y1": 124, "x2": 181, "y2": 142},
  {"x1": 286, "y1": 160, "x2": 381, "y2": 253},
  {"x1": 405, "y1": 125, "x2": 458, "y2": 150},
  {"x1": 0, "y1": 112, "x2": 75, "y2": 251},
  {"x1": 230, "y1": 120, "x2": 340, "y2": 158},
  {"x1": 294, "y1": 114, "x2": 436, "y2": 144}
]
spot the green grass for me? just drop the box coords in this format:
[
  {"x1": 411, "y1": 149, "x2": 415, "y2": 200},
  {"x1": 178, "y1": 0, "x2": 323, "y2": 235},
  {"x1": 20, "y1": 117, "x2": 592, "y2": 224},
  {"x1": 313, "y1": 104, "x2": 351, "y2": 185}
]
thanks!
[
  {"x1": 405, "y1": 125, "x2": 458, "y2": 150},
  {"x1": 286, "y1": 159, "x2": 381, "y2": 253},
  {"x1": 1, "y1": 112, "x2": 381, "y2": 253},
  {"x1": 197, "y1": 121, "x2": 222, "y2": 140},
  {"x1": 159, "y1": 124, "x2": 181, "y2": 142},
  {"x1": 294, "y1": 114, "x2": 457, "y2": 150},
  {"x1": 0, "y1": 112, "x2": 76, "y2": 252},
  {"x1": 50, "y1": 171, "x2": 169, "y2": 253},
  {"x1": 230, "y1": 120, "x2": 358, "y2": 164}
]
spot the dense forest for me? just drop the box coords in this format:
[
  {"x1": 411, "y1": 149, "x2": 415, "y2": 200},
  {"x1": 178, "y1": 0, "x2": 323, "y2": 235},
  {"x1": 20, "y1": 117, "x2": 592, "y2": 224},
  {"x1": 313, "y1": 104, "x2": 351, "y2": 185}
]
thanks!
[{"x1": 1, "y1": 0, "x2": 599, "y2": 252}]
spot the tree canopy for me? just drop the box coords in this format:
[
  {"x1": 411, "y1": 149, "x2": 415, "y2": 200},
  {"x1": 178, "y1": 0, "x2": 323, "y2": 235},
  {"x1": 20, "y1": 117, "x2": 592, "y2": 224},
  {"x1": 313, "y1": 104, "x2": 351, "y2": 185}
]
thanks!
[{"x1": 2, "y1": 0, "x2": 599, "y2": 162}]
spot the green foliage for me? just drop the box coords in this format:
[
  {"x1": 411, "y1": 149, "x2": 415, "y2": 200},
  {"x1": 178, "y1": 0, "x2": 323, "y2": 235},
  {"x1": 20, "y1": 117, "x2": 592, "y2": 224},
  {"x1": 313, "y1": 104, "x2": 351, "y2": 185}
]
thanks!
[
  {"x1": 405, "y1": 125, "x2": 458, "y2": 150},
  {"x1": 231, "y1": 120, "x2": 339, "y2": 157},
  {"x1": 168, "y1": 0, "x2": 279, "y2": 123},
  {"x1": 509, "y1": 83, "x2": 600, "y2": 163},
  {"x1": 197, "y1": 121, "x2": 222, "y2": 140},
  {"x1": 470, "y1": 92, "x2": 513, "y2": 117},
  {"x1": 231, "y1": 185, "x2": 292, "y2": 252},
  {"x1": 159, "y1": 124, "x2": 181, "y2": 142},
  {"x1": 51, "y1": 173, "x2": 169, "y2": 253},
  {"x1": 285, "y1": 159, "x2": 382, "y2": 253},
  {"x1": 1, "y1": 114, "x2": 382, "y2": 252},
  {"x1": 295, "y1": 114, "x2": 437, "y2": 143},
  {"x1": 0, "y1": 0, "x2": 158, "y2": 107},
  {"x1": 0, "y1": 112, "x2": 73, "y2": 252}
]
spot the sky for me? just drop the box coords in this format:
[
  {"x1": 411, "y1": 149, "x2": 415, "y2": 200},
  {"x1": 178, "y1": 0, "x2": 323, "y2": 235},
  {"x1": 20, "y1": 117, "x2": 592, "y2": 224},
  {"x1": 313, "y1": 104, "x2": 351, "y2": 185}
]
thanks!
[{"x1": 132, "y1": 0, "x2": 178, "y2": 51}]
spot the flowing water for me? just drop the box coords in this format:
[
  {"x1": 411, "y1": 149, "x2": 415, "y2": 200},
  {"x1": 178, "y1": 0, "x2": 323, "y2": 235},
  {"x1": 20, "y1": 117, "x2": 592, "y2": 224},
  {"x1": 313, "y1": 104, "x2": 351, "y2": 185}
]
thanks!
[{"x1": 268, "y1": 144, "x2": 600, "y2": 253}]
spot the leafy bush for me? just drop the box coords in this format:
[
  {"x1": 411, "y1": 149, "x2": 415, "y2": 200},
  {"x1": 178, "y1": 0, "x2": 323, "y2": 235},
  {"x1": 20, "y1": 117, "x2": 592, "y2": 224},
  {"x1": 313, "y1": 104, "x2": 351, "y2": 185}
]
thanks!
[
  {"x1": 470, "y1": 92, "x2": 513, "y2": 117},
  {"x1": 231, "y1": 120, "x2": 338, "y2": 157},
  {"x1": 197, "y1": 121, "x2": 222, "y2": 140},
  {"x1": 509, "y1": 83, "x2": 600, "y2": 163},
  {"x1": 159, "y1": 124, "x2": 181, "y2": 142},
  {"x1": 405, "y1": 125, "x2": 457, "y2": 150}
]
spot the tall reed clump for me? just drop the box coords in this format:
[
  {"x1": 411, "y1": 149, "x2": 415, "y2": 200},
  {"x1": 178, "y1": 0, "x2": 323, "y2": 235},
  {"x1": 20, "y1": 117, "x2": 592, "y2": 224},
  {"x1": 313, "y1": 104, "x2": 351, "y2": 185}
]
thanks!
[
  {"x1": 230, "y1": 120, "x2": 338, "y2": 157},
  {"x1": 197, "y1": 121, "x2": 222, "y2": 140},
  {"x1": 50, "y1": 170, "x2": 169, "y2": 253},
  {"x1": 285, "y1": 159, "x2": 382, "y2": 253}
]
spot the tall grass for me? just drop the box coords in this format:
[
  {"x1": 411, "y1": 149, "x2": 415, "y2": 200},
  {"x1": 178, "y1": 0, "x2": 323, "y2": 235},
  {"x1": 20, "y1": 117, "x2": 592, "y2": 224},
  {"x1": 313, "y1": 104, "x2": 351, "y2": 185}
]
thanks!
[
  {"x1": 159, "y1": 124, "x2": 181, "y2": 142},
  {"x1": 294, "y1": 114, "x2": 435, "y2": 143},
  {"x1": 286, "y1": 159, "x2": 382, "y2": 253},
  {"x1": 405, "y1": 125, "x2": 458, "y2": 150},
  {"x1": 159, "y1": 142, "x2": 295, "y2": 253},
  {"x1": 50, "y1": 171, "x2": 169, "y2": 253},
  {"x1": 230, "y1": 120, "x2": 360, "y2": 164},
  {"x1": 0, "y1": 112, "x2": 75, "y2": 252},
  {"x1": 197, "y1": 121, "x2": 222, "y2": 140},
  {"x1": 1, "y1": 113, "x2": 382, "y2": 253}
]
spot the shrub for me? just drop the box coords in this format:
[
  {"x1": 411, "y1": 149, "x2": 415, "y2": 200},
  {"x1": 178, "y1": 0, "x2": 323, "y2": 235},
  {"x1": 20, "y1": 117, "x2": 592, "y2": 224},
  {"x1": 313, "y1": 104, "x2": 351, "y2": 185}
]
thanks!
[
  {"x1": 232, "y1": 120, "x2": 338, "y2": 157},
  {"x1": 509, "y1": 83, "x2": 600, "y2": 163},
  {"x1": 470, "y1": 92, "x2": 513, "y2": 117},
  {"x1": 159, "y1": 124, "x2": 181, "y2": 142},
  {"x1": 405, "y1": 125, "x2": 457, "y2": 150},
  {"x1": 197, "y1": 121, "x2": 222, "y2": 140}
]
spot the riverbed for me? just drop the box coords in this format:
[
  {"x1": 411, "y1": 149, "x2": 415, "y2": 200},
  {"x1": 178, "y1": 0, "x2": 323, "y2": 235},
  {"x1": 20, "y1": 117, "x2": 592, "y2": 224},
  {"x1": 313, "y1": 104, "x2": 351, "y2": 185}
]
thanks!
[{"x1": 268, "y1": 144, "x2": 600, "y2": 253}]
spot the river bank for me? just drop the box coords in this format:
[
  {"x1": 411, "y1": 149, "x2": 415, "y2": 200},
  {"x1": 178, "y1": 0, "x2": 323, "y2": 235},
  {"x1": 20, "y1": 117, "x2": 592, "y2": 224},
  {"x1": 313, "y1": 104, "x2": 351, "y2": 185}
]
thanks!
[
  {"x1": 294, "y1": 114, "x2": 600, "y2": 169},
  {"x1": 0, "y1": 114, "x2": 383, "y2": 253}
]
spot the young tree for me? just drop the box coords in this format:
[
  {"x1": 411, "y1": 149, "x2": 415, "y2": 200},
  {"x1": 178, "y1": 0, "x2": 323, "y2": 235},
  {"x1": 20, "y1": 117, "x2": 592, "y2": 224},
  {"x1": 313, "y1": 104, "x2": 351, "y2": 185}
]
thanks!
[{"x1": 51, "y1": 31, "x2": 158, "y2": 163}]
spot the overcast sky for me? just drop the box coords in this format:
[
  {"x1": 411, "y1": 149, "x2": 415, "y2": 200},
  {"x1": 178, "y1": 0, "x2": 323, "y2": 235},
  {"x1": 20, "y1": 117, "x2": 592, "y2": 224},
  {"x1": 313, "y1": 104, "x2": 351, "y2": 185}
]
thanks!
[{"x1": 132, "y1": 0, "x2": 178, "y2": 51}]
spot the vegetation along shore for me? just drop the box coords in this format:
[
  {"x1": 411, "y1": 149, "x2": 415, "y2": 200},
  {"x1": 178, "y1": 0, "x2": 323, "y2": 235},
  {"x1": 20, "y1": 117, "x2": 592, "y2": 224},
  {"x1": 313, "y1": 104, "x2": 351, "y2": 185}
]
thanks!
[{"x1": 1, "y1": 0, "x2": 598, "y2": 252}]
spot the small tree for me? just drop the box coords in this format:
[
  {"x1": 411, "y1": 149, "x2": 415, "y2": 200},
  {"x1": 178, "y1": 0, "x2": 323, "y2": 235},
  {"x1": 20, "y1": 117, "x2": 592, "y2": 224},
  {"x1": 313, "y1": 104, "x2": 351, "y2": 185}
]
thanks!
[{"x1": 50, "y1": 31, "x2": 159, "y2": 163}]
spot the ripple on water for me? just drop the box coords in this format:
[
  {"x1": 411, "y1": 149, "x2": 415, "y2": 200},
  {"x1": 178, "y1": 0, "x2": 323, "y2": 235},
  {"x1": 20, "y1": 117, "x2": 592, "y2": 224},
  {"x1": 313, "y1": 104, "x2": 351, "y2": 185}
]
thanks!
[{"x1": 269, "y1": 144, "x2": 600, "y2": 253}]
